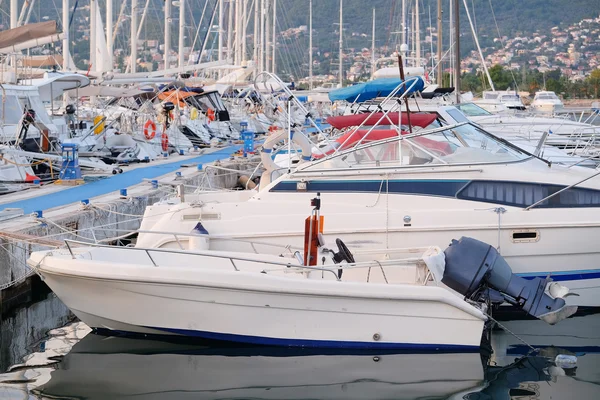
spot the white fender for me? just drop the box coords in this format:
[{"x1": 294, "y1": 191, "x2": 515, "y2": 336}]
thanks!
[{"x1": 260, "y1": 128, "x2": 312, "y2": 187}]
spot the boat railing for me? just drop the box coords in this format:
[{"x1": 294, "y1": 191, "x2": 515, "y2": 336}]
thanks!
[{"x1": 61, "y1": 239, "x2": 431, "y2": 283}]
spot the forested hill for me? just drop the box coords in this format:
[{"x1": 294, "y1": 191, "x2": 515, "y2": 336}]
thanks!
[{"x1": 279, "y1": 0, "x2": 597, "y2": 54}]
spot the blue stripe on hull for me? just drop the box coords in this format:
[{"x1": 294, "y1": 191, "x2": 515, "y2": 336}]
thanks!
[
  {"x1": 517, "y1": 269, "x2": 600, "y2": 282},
  {"x1": 143, "y1": 327, "x2": 480, "y2": 352},
  {"x1": 270, "y1": 179, "x2": 469, "y2": 198}
]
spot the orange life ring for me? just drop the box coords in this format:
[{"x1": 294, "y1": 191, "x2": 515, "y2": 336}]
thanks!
[
  {"x1": 143, "y1": 120, "x2": 157, "y2": 140},
  {"x1": 207, "y1": 108, "x2": 215, "y2": 122},
  {"x1": 161, "y1": 132, "x2": 169, "y2": 152}
]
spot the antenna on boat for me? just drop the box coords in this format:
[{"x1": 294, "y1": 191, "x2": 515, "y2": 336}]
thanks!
[{"x1": 397, "y1": 54, "x2": 413, "y2": 133}]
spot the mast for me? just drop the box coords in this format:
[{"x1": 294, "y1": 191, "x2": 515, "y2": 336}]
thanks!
[
  {"x1": 260, "y1": 0, "x2": 266, "y2": 73},
  {"x1": 400, "y1": 0, "x2": 407, "y2": 65},
  {"x1": 91, "y1": 0, "x2": 97, "y2": 69},
  {"x1": 164, "y1": 0, "x2": 171, "y2": 69},
  {"x1": 371, "y1": 8, "x2": 375, "y2": 77},
  {"x1": 416, "y1": 0, "x2": 421, "y2": 68},
  {"x1": 218, "y1": 0, "x2": 224, "y2": 62},
  {"x1": 253, "y1": 0, "x2": 259, "y2": 71},
  {"x1": 242, "y1": 0, "x2": 248, "y2": 63},
  {"x1": 271, "y1": 0, "x2": 276, "y2": 73},
  {"x1": 309, "y1": 0, "x2": 313, "y2": 89},
  {"x1": 235, "y1": 0, "x2": 242, "y2": 65},
  {"x1": 264, "y1": 0, "x2": 270, "y2": 70},
  {"x1": 338, "y1": 0, "x2": 343, "y2": 87},
  {"x1": 436, "y1": 0, "x2": 442, "y2": 84},
  {"x1": 228, "y1": 0, "x2": 234, "y2": 62},
  {"x1": 130, "y1": 0, "x2": 137, "y2": 72},
  {"x1": 10, "y1": 0, "x2": 17, "y2": 28},
  {"x1": 178, "y1": 0, "x2": 186, "y2": 69},
  {"x1": 107, "y1": 0, "x2": 113, "y2": 70},
  {"x1": 453, "y1": 0, "x2": 460, "y2": 103},
  {"x1": 63, "y1": 0, "x2": 70, "y2": 70},
  {"x1": 449, "y1": 0, "x2": 453, "y2": 87}
]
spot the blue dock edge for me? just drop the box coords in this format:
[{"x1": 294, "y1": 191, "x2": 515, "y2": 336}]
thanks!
[{"x1": 0, "y1": 146, "x2": 240, "y2": 215}]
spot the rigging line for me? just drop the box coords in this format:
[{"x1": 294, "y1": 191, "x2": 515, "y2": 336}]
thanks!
[
  {"x1": 189, "y1": 0, "x2": 210, "y2": 56},
  {"x1": 488, "y1": 0, "x2": 519, "y2": 90},
  {"x1": 196, "y1": 0, "x2": 219, "y2": 64},
  {"x1": 69, "y1": 0, "x2": 79, "y2": 29}
]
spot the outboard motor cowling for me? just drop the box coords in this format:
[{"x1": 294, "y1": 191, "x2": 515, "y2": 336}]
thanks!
[{"x1": 442, "y1": 237, "x2": 577, "y2": 325}]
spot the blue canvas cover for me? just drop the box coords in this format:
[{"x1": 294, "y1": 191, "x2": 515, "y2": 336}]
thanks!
[{"x1": 328, "y1": 77, "x2": 425, "y2": 103}]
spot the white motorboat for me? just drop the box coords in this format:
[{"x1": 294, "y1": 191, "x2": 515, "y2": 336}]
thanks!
[
  {"x1": 531, "y1": 91, "x2": 564, "y2": 113},
  {"x1": 474, "y1": 90, "x2": 526, "y2": 113},
  {"x1": 138, "y1": 115, "x2": 600, "y2": 307},
  {"x1": 28, "y1": 240, "x2": 487, "y2": 349}
]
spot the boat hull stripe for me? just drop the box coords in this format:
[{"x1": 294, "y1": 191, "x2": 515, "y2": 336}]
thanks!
[{"x1": 141, "y1": 327, "x2": 480, "y2": 351}]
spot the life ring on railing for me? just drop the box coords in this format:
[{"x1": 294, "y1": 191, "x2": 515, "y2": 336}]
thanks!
[
  {"x1": 143, "y1": 120, "x2": 157, "y2": 140},
  {"x1": 161, "y1": 132, "x2": 169, "y2": 151},
  {"x1": 190, "y1": 107, "x2": 199, "y2": 120},
  {"x1": 207, "y1": 108, "x2": 215, "y2": 122}
]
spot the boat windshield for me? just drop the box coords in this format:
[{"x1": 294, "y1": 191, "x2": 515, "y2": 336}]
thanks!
[
  {"x1": 536, "y1": 93, "x2": 560, "y2": 101},
  {"x1": 455, "y1": 103, "x2": 492, "y2": 116},
  {"x1": 499, "y1": 94, "x2": 521, "y2": 103},
  {"x1": 302, "y1": 122, "x2": 530, "y2": 171}
]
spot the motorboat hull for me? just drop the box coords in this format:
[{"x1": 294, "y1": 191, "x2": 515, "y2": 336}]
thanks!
[{"x1": 31, "y1": 250, "x2": 486, "y2": 350}]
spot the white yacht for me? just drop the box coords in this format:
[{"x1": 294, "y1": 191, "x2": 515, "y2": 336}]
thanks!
[
  {"x1": 131, "y1": 110, "x2": 600, "y2": 308},
  {"x1": 531, "y1": 91, "x2": 564, "y2": 113},
  {"x1": 474, "y1": 90, "x2": 526, "y2": 113}
]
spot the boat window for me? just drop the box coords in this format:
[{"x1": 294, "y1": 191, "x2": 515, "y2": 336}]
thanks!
[
  {"x1": 483, "y1": 92, "x2": 499, "y2": 100},
  {"x1": 303, "y1": 122, "x2": 529, "y2": 171},
  {"x1": 457, "y1": 180, "x2": 600, "y2": 208},
  {"x1": 0, "y1": 95, "x2": 25, "y2": 124},
  {"x1": 455, "y1": 103, "x2": 492, "y2": 117}
]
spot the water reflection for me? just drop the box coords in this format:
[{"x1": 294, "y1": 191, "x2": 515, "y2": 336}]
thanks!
[
  {"x1": 1, "y1": 314, "x2": 600, "y2": 399},
  {"x1": 34, "y1": 330, "x2": 486, "y2": 400}
]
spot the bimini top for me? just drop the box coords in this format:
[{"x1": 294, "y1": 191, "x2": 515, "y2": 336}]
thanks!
[
  {"x1": 327, "y1": 112, "x2": 437, "y2": 130},
  {"x1": 328, "y1": 77, "x2": 425, "y2": 103}
]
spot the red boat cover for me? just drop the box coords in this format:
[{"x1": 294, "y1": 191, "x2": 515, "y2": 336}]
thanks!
[{"x1": 326, "y1": 112, "x2": 438, "y2": 130}]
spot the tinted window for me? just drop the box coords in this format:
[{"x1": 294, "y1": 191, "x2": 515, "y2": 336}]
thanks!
[{"x1": 457, "y1": 181, "x2": 600, "y2": 208}]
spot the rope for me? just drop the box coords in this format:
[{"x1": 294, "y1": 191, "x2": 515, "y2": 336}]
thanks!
[{"x1": 0, "y1": 155, "x2": 52, "y2": 167}]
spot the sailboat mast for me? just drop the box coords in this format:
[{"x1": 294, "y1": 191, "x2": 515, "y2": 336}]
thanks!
[
  {"x1": 242, "y1": 0, "x2": 248, "y2": 63},
  {"x1": 253, "y1": 0, "x2": 259, "y2": 71},
  {"x1": 271, "y1": 0, "x2": 276, "y2": 73},
  {"x1": 453, "y1": 0, "x2": 460, "y2": 103},
  {"x1": 178, "y1": 0, "x2": 186, "y2": 69},
  {"x1": 228, "y1": 0, "x2": 234, "y2": 62},
  {"x1": 107, "y1": 0, "x2": 113, "y2": 70},
  {"x1": 416, "y1": 0, "x2": 421, "y2": 68},
  {"x1": 10, "y1": 0, "x2": 17, "y2": 28},
  {"x1": 338, "y1": 0, "x2": 343, "y2": 87},
  {"x1": 131, "y1": 0, "x2": 137, "y2": 72},
  {"x1": 309, "y1": 0, "x2": 313, "y2": 89},
  {"x1": 63, "y1": 0, "x2": 70, "y2": 70},
  {"x1": 436, "y1": 0, "x2": 442, "y2": 84},
  {"x1": 218, "y1": 0, "x2": 224, "y2": 62},
  {"x1": 164, "y1": 0, "x2": 171, "y2": 69},
  {"x1": 371, "y1": 8, "x2": 375, "y2": 77}
]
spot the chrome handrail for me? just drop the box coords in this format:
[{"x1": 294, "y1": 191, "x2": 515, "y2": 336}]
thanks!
[{"x1": 61, "y1": 239, "x2": 424, "y2": 279}]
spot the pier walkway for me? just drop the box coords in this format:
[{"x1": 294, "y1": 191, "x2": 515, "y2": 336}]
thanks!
[{"x1": 0, "y1": 146, "x2": 239, "y2": 215}]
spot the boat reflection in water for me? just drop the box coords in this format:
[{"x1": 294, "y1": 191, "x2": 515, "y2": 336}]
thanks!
[
  {"x1": 33, "y1": 327, "x2": 600, "y2": 400},
  {"x1": 36, "y1": 332, "x2": 484, "y2": 400}
]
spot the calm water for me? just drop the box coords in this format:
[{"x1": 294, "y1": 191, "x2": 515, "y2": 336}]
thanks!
[{"x1": 1, "y1": 290, "x2": 599, "y2": 399}]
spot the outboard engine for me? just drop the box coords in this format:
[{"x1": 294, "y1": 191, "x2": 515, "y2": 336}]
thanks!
[{"x1": 443, "y1": 237, "x2": 577, "y2": 325}]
